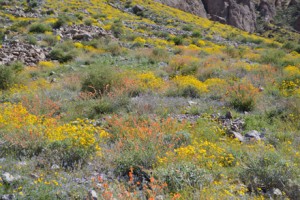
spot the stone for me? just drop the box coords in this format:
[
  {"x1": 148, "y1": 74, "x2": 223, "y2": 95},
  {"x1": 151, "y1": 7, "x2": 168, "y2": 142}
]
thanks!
[
  {"x1": 1, "y1": 194, "x2": 15, "y2": 200},
  {"x1": 155, "y1": 0, "x2": 207, "y2": 18},
  {"x1": 88, "y1": 190, "x2": 98, "y2": 200},
  {"x1": 0, "y1": 42, "x2": 49, "y2": 66},
  {"x1": 228, "y1": 130, "x2": 245, "y2": 142},
  {"x1": 245, "y1": 130, "x2": 262, "y2": 141},
  {"x1": 2, "y1": 172, "x2": 15, "y2": 184},
  {"x1": 51, "y1": 164, "x2": 60, "y2": 170},
  {"x1": 132, "y1": 5, "x2": 145, "y2": 14},
  {"x1": 272, "y1": 188, "x2": 282, "y2": 196}
]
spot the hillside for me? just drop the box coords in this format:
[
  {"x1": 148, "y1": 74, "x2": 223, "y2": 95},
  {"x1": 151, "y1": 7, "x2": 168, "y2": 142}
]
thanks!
[{"x1": 0, "y1": 0, "x2": 300, "y2": 199}]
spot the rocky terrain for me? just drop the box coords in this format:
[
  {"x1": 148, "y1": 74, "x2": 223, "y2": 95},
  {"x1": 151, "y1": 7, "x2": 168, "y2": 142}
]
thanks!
[
  {"x1": 0, "y1": 0, "x2": 299, "y2": 199},
  {"x1": 157, "y1": 0, "x2": 300, "y2": 33}
]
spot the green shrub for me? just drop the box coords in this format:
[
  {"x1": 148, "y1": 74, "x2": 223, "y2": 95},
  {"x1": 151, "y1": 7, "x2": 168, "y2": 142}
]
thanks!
[
  {"x1": 173, "y1": 36, "x2": 183, "y2": 45},
  {"x1": 239, "y1": 152, "x2": 300, "y2": 199},
  {"x1": 111, "y1": 19, "x2": 124, "y2": 38},
  {"x1": 29, "y1": 23, "x2": 51, "y2": 33},
  {"x1": 227, "y1": 82, "x2": 259, "y2": 112},
  {"x1": 0, "y1": 65, "x2": 15, "y2": 90},
  {"x1": 259, "y1": 49, "x2": 285, "y2": 66},
  {"x1": 49, "y1": 41, "x2": 78, "y2": 62},
  {"x1": 52, "y1": 15, "x2": 68, "y2": 29},
  {"x1": 81, "y1": 65, "x2": 118, "y2": 96},
  {"x1": 155, "y1": 162, "x2": 211, "y2": 192}
]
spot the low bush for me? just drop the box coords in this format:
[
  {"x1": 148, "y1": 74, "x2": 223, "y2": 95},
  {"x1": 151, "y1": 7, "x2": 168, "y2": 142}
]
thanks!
[
  {"x1": 239, "y1": 152, "x2": 300, "y2": 199},
  {"x1": 155, "y1": 162, "x2": 211, "y2": 192},
  {"x1": 0, "y1": 64, "x2": 23, "y2": 90},
  {"x1": 81, "y1": 65, "x2": 119, "y2": 96},
  {"x1": 29, "y1": 23, "x2": 51, "y2": 33},
  {"x1": 226, "y1": 82, "x2": 259, "y2": 112}
]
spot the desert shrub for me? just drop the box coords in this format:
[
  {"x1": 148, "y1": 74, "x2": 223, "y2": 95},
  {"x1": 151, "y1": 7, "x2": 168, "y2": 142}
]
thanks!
[
  {"x1": 259, "y1": 49, "x2": 285, "y2": 66},
  {"x1": 26, "y1": 35, "x2": 37, "y2": 45},
  {"x1": 167, "y1": 55, "x2": 199, "y2": 76},
  {"x1": 43, "y1": 34, "x2": 57, "y2": 46},
  {"x1": 226, "y1": 82, "x2": 259, "y2": 112},
  {"x1": 155, "y1": 162, "x2": 211, "y2": 192},
  {"x1": 111, "y1": 19, "x2": 124, "y2": 38},
  {"x1": 104, "y1": 116, "x2": 187, "y2": 174},
  {"x1": 29, "y1": 23, "x2": 51, "y2": 33},
  {"x1": 105, "y1": 41, "x2": 123, "y2": 56},
  {"x1": 163, "y1": 131, "x2": 191, "y2": 148},
  {"x1": 84, "y1": 19, "x2": 92, "y2": 26},
  {"x1": 239, "y1": 152, "x2": 300, "y2": 199},
  {"x1": 0, "y1": 64, "x2": 20, "y2": 90},
  {"x1": 173, "y1": 36, "x2": 183, "y2": 45},
  {"x1": 282, "y1": 41, "x2": 298, "y2": 50},
  {"x1": 91, "y1": 95, "x2": 129, "y2": 116},
  {"x1": 49, "y1": 41, "x2": 78, "y2": 62},
  {"x1": 191, "y1": 31, "x2": 202, "y2": 38},
  {"x1": 168, "y1": 75, "x2": 208, "y2": 98},
  {"x1": 52, "y1": 15, "x2": 69, "y2": 29},
  {"x1": 81, "y1": 65, "x2": 119, "y2": 96},
  {"x1": 148, "y1": 47, "x2": 169, "y2": 63}
]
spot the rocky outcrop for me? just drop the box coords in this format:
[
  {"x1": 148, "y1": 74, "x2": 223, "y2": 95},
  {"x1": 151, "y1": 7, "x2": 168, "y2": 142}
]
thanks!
[
  {"x1": 157, "y1": 0, "x2": 300, "y2": 32},
  {"x1": 0, "y1": 41, "x2": 49, "y2": 66},
  {"x1": 54, "y1": 25, "x2": 113, "y2": 41},
  {"x1": 155, "y1": 0, "x2": 207, "y2": 18},
  {"x1": 295, "y1": 16, "x2": 300, "y2": 31}
]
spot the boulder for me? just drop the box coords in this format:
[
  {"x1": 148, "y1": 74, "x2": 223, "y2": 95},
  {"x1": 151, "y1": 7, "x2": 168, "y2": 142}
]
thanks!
[
  {"x1": 244, "y1": 130, "x2": 263, "y2": 141},
  {"x1": 132, "y1": 5, "x2": 145, "y2": 14}
]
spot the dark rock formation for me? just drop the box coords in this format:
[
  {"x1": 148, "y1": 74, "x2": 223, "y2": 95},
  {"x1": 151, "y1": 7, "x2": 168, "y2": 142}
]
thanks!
[
  {"x1": 295, "y1": 16, "x2": 300, "y2": 31},
  {"x1": 155, "y1": 0, "x2": 207, "y2": 18},
  {"x1": 0, "y1": 41, "x2": 49, "y2": 66},
  {"x1": 157, "y1": 0, "x2": 300, "y2": 32}
]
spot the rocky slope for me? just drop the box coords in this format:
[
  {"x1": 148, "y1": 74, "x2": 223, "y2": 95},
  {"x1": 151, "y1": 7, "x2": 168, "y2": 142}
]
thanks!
[{"x1": 157, "y1": 0, "x2": 300, "y2": 32}]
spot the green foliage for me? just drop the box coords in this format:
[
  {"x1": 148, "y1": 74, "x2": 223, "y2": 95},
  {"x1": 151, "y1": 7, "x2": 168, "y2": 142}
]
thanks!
[
  {"x1": 81, "y1": 65, "x2": 118, "y2": 95},
  {"x1": 239, "y1": 152, "x2": 300, "y2": 199},
  {"x1": 52, "y1": 15, "x2": 69, "y2": 29},
  {"x1": 49, "y1": 41, "x2": 78, "y2": 62},
  {"x1": 259, "y1": 49, "x2": 286, "y2": 67},
  {"x1": 155, "y1": 162, "x2": 211, "y2": 192},
  {"x1": 173, "y1": 36, "x2": 183, "y2": 45},
  {"x1": 0, "y1": 65, "x2": 20, "y2": 90},
  {"x1": 29, "y1": 23, "x2": 51, "y2": 33}
]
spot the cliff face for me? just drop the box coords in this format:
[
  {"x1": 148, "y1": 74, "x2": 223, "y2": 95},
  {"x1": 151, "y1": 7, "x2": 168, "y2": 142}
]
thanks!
[
  {"x1": 157, "y1": 0, "x2": 300, "y2": 32},
  {"x1": 155, "y1": 0, "x2": 207, "y2": 18}
]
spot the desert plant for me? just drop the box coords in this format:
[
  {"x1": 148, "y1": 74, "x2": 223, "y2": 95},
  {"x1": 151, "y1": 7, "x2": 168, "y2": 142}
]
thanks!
[
  {"x1": 29, "y1": 23, "x2": 51, "y2": 33},
  {"x1": 81, "y1": 65, "x2": 119, "y2": 96},
  {"x1": 155, "y1": 162, "x2": 211, "y2": 192},
  {"x1": 226, "y1": 82, "x2": 259, "y2": 112}
]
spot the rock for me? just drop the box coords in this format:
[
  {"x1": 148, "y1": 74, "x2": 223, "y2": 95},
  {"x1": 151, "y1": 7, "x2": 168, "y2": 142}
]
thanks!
[
  {"x1": 132, "y1": 5, "x2": 145, "y2": 14},
  {"x1": 244, "y1": 130, "x2": 262, "y2": 141},
  {"x1": 225, "y1": 111, "x2": 233, "y2": 119},
  {"x1": 294, "y1": 16, "x2": 300, "y2": 32},
  {"x1": 228, "y1": 130, "x2": 245, "y2": 142},
  {"x1": 54, "y1": 25, "x2": 113, "y2": 41},
  {"x1": 272, "y1": 188, "x2": 282, "y2": 196},
  {"x1": 188, "y1": 100, "x2": 197, "y2": 106},
  {"x1": 155, "y1": 0, "x2": 207, "y2": 18},
  {"x1": 258, "y1": 0, "x2": 276, "y2": 22},
  {"x1": 2, "y1": 172, "x2": 15, "y2": 184},
  {"x1": 1, "y1": 194, "x2": 15, "y2": 200},
  {"x1": 51, "y1": 164, "x2": 60, "y2": 170},
  {"x1": 30, "y1": 173, "x2": 39, "y2": 179},
  {"x1": 156, "y1": 195, "x2": 165, "y2": 200},
  {"x1": 88, "y1": 190, "x2": 98, "y2": 200},
  {"x1": 0, "y1": 42, "x2": 49, "y2": 66}
]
